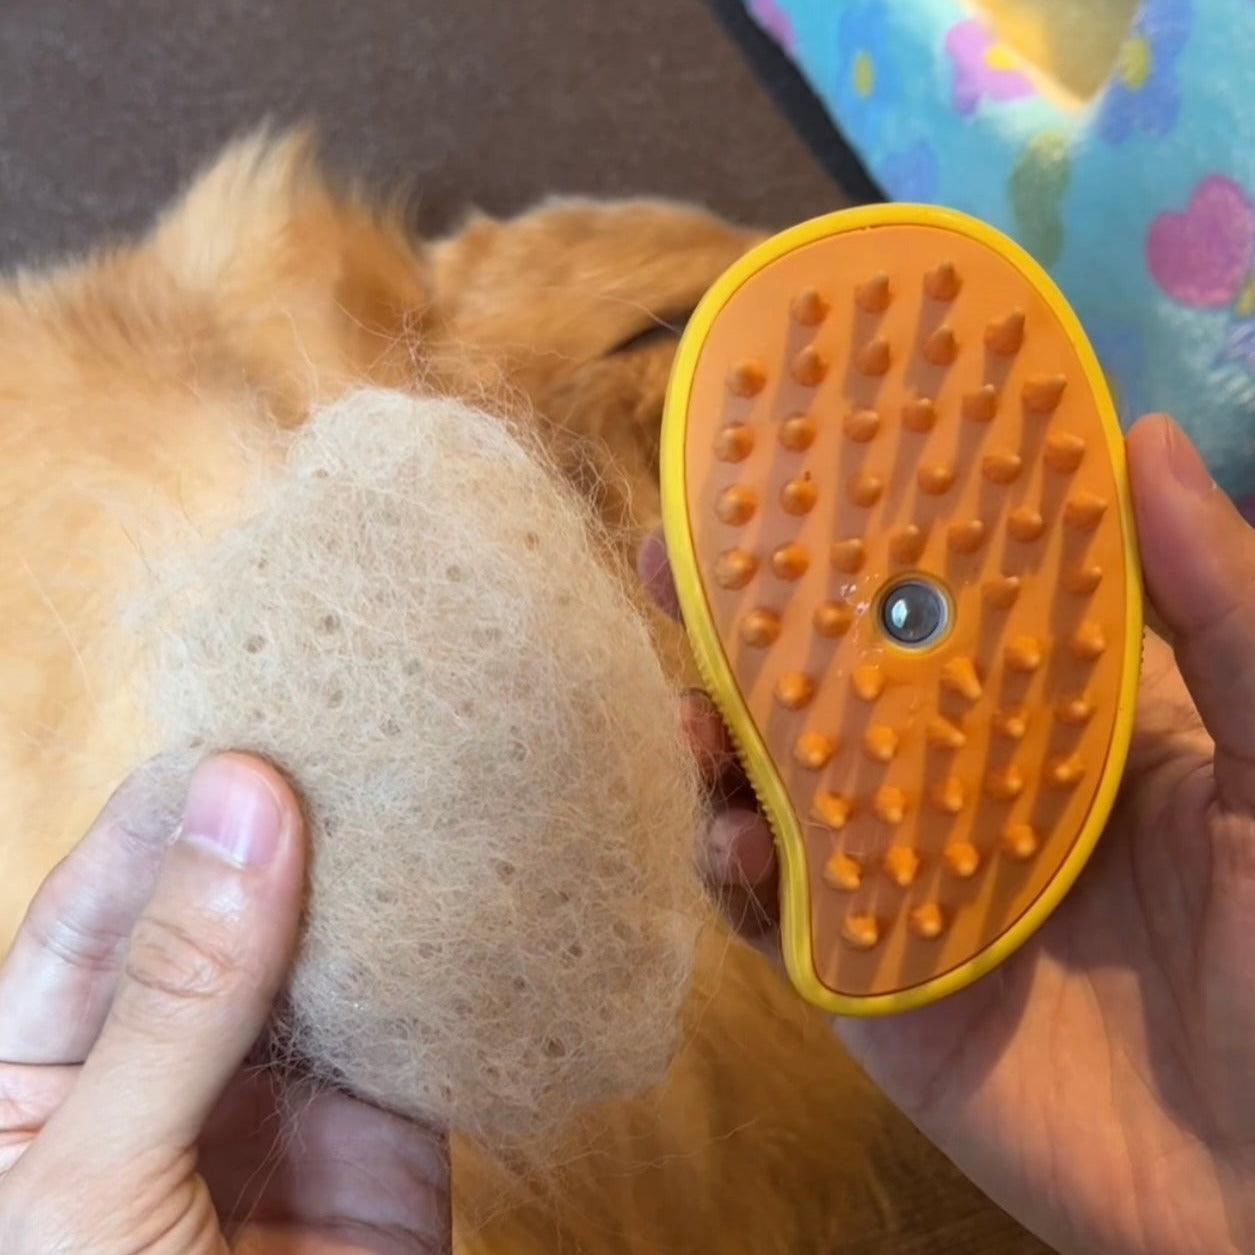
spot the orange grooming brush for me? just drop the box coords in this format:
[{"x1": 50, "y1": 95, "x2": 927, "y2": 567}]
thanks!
[{"x1": 662, "y1": 206, "x2": 1141, "y2": 1014}]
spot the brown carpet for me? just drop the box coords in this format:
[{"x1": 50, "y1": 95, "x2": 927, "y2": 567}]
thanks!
[{"x1": 0, "y1": 0, "x2": 863, "y2": 269}]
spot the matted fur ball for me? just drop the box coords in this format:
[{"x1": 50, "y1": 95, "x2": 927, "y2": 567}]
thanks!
[{"x1": 140, "y1": 389, "x2": 707, "y2": 1136}]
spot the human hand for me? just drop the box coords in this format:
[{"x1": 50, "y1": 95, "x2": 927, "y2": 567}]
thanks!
[
  {"x1": 641, "y1": 414, "x2": 1255, "y2": 1255},
  {"x1": 0, "y1": 754, "x2": 450, "y2": 1254}
]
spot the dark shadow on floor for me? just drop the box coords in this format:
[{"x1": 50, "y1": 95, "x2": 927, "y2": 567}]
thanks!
[{"x1": 705, "y1": 0, "x2": 883, "y2": 206}]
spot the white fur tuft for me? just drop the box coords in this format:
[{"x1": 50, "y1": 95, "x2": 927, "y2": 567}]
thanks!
[{"x1": 135, "y1": 388, "x2": 707, "y2": 1136}]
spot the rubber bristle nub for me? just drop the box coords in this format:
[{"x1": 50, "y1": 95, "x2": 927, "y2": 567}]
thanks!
[
  {"x1": 674, "y1": 210, "x2": 1136, "y2": 1009},
  {"x1": 727, "y1": 359, "x2": 766, "y2": 397},
  {"x1": 923, "y1": 326, "x2": 959, "y2": 366},
  {"x1": 919, "y1": 462, "x2": 956, "y2": 496},
  {"x1": 830, "y1": 538, "x2": 866, "y2": 573},
  {"x1": 842, "y1": 914, "x2": 880, "y2": 950},
  {"x1": 855, "y1": 273, "x2": 892, "y2": 313},
  {"x1": 963, "y1": 385, "x2": 999, "y2": 422},
  {"x1": 844, "y1": 408, "x2": 881, "y2": 442},
  {"x1": 863, "y1": 725, "x2": 900, "y2": 763},
  {"x1": 824, "y1": 849, "x2": 860, "y2": 887},
  {"x1": 932, "y1": 778, "x2": 966, "y2": 815},
  {"x1": 1071, "y1": 622, "x2": 1107, "y2": 660},
  {"x1": 713, "y1": 549, "x2": 756, "y2": 589},
  {"x1": 740, "y1": 608, "x2": 780, "y2": 647},
  {"x1": 794, "y1": 732, "x2": 835, "y2": 770},
  {"x1": 1046, "y1": 755, "x2": 1085, "y2": 789},
  {"x1": 982, "y1": 450, "x2": 1022, "y2": 483},
  {"x1": 944, "y1": 841, "x2": 981, "y2": 878},
  {"x1": 852, "y1": 663, "x2": 886, "y2": 702},
  {"x1": 814, "y1": 601, "x2": 853, "y2": 636},
  {"x1": 791, "y1": 346, "x2": 827, "y2": 387},
  {"x1": 780, "y1": 476, "x2": 817, "y2": 516},
  {"x1": 983, "y1": 575, "x2": 1021, "y2": 608},
  {"x1": 714, "y1": 424, "x2": 753, "y2": 462},
  {"x1": 993, "y1": 708, "x2": 1029, "y2": 740},
  {"x1": 986, "y1": 764, "x2": 1026, "y2": 800},
  {"x1": 856, "y1": 336, "x2": 892, "y2": 376},
  {"x1": 816, "y1": 793, "x2": 854, "y2": 831},
  {"x1": 877, "y1": 790, "x2": 909, "y2": 828},
  {"x1": 1064, "y1": 563, "x2": 1104, "y2": 594},
  {"x1": 927, "y1": 715, "x2": 967, "y2": 749},
  {"x1": 947, "y1": 520, "x2": 985, "y2": 552},
  {"x1": 941, "y1": 657, "x2": 983, "y2": 700},
  {"x1": 882, "y1": 841, "x2": 917, "y2": 882},
  {"x1": 779, "y1": 415, "x2": 816, "y2": 452},
  {"x1": 1023, "y1": 373, "x2": 1067, "y2": 413},
  {"x1": 883, "y1": 843, "x2": 923, "y2": 883},
  {"x1": 903, "y1": 397, "x2": 937, "y2": 431},
  {"x1": 1005, "y1": 636, "x2": 1044, "y2": 673},
  {"x1": 1044, "y1": 430, "x2": 1086, "y2": 471},
  {"x1": 985, "y1": 309, "x2": 1025, "y2": 355},
  {"x1": 1003, "y1": 824, "x2": 1039, "y2": 860},
  {"x1": 1007, "y1": 507, "x2": 1045, "y2": 542},
  {"x1": 774, "y1": 671, "x2": 815, "y2": 710},
  {"x1": 924, "y1": 262, "x2": 962, "y2": 301},
  {"x1": 849, "y1": 471, "x2": 884, "y2": 507},
  {"x1": 715, "y1": 484, "x2": 756, "y2": 525},
  {"x1": 771, "y1": 544, "x2": 809, "y2": 581},
  {"x1": 1065, "y1": 492, "x2": 1108, "y2": 531},
  {"x1": 890, "y1": 525, "x2": 926, "y2": 564},
  {"x1": 1056, "y1": 695, "x2": 1094, "y2": 725},
  {"x1": 791, "y1": 287, "x2": 829, "y2": 326},
  {"x1": 910, "y1": 903, "x2": 945, "y2": 939}
]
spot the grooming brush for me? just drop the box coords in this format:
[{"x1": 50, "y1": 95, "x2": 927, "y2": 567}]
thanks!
[{"x1": 662, "y1": 205, "x2": 1141, "y2": 1014}]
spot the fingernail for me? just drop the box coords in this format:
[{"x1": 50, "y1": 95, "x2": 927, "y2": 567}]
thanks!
[
  {"x1": 180, "y1": 756, "x2": 284, "y2": 868},
  {"x1": 1162, "y1": 415, "x2": 1215, "y2": 498}
]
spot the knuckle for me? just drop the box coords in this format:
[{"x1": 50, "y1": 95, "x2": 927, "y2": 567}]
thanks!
[
  {"x1": 28, "y1": 893, "x2": 128, "y2": 976},
  {"x1": 122, "y1": 914, "x2": 247, "y2": 1009}
]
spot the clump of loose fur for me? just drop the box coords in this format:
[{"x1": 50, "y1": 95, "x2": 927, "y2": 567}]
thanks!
[{"x1": 137, "y1": 389, "x2": 707, "y2": 1137}]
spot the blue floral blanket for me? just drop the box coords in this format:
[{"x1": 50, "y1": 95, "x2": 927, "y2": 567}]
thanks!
[{"x1": 744, "y1": 0, "x2": 1255, "y2": 499}]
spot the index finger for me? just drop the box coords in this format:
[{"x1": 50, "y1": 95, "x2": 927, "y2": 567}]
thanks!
[{"x1": 0, "y1": 761, "x2": 181, "y2": 1065}]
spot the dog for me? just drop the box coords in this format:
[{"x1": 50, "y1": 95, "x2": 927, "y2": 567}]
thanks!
[{"x1": 0, "y1": 132, "x2": 1039, "y2": 1253}]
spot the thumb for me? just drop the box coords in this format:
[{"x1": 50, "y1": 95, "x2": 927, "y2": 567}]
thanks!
[
  {"x1": 1127, "y1": 414, "x2": 1255, "y2": 812},
  {"x1": 38, "y1": 753, "x2": 305, "y2": 1169}
]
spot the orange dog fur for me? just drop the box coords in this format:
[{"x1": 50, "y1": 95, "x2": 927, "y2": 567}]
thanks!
[{"x1": 0, "y1": 134, "x2": 1038, "y2": 1253}]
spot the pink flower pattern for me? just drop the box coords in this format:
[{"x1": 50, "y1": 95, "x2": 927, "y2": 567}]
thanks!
[
  {"x1": 748, "y1": 0, "x2": 796, "y2": 55},
  {"x1": 945, "y1": 19, "x2": 1035, "y2": 116}
]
